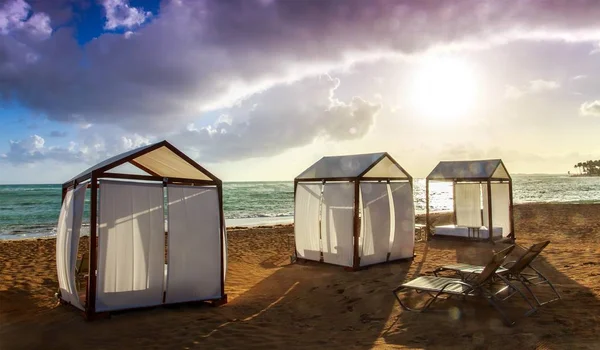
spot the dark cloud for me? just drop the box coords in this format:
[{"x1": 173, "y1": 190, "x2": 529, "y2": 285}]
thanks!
[
  {"x1": 174, "y1": 75, "x2": 381, "y2": 161},
  {"x1": 3, "y1": 0, "x2": 600, "y2": 133}
]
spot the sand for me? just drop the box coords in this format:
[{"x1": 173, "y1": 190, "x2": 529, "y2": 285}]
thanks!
[{"x1": 1, "y1": 203, "x2": 599, "y2": 349}]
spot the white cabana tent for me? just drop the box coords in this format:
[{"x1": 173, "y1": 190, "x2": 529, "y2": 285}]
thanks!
[
  {"x1": 294, "y1": 152, "x2": 415, "y2": 270},
  {"x1": 56, "y1": 140, "x2": 227, "y2": 319},
  {"x1": 425, "y1": 159, "x2": 515, "y2": 242}
]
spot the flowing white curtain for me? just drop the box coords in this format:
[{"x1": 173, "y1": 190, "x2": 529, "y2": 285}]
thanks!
[
  {"x1": 166, "y1": 185, "x2": 222, "y2": 303},
  {"x1": 389, "y1": 182, "x2": 415, "y2": 260},
  {"x1": 483, "y1": 183, "x2": 510, "y2": 237},
  {"x1": 56, "y1": 184, "x2": 87, "y2": 310},
  {"x1": 321, "y1": 182, "x2": 355, "y2": 267},
  {"x1": 96, "y1": 181, "x2": 165, "y2": 312},
  {"x1": 455, "y1": 183, "x2": 482, "y2": 227},
  {"x1": 294, "y1": 183, "x2": 323, "y2": 261},
  {"x1": 359, "y1": 183, "x2": 391, "y2": 266}
]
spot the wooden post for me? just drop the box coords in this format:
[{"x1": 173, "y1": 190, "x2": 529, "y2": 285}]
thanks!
[
  {"x1": 452, "y1": 180, "x2": 457, "y2": 225},
  {"x1": 86, "y1": 173, "x2": 98, "y2": 319},
  {"x1": 352, "y1": 180, "x2": 360, "y2": 270},
  {"x1": 319, "y1": 180, "x2": 325, "y2": 263},
  {"x1": 217, "y1": 183, "x2": 226, "y2": 299},
  {"x1": 293, "y1": 180, "x2": 298, "y2": 258},
  {"x1": 480, "y1": 182, "x2": 485, "y2": 225},
  {"x1": 508, "y1": 179, "x2": 515, "y2": 241},
  {"x1": 425, "y1": 179, "x2": 430, "y2": 240},
  {"x1": 61, "y1": 185, "x2": 68, "y2": 204},
  {"x1": 486, "y1": 180, "x2": 493, "y2": 243}
]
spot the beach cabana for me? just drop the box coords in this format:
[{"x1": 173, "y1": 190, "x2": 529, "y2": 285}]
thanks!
[
  {"x1": 56, "y1": 140, "x2": 227, "y2": 319},
  {"x1": 294, "y1": 153, "x2": 415, "y2": 270},
  {"x1": 425, "y1": 159, "x2": 514, "y2": 242}
]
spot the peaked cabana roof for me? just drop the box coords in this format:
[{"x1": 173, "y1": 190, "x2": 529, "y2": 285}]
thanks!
[
  {"x1": 64, "y1": 140, "x2": 220, "y2": 186},
  {"x1": 296, "y1": 152, "x2": 411, "y2": 180},
  {"x1": 427, "y1": 159, "x2": 510, "y2": 181}
]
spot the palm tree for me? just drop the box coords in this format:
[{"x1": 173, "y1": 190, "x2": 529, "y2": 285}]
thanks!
[{"x1": 574, "y1": 160, "x2": 600, "y2": 176}]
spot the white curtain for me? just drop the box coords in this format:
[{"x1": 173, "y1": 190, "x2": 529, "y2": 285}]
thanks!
[
  {"x1": 56, "y1": 184, "x2": 86, "y2": 310},
  {"x1": 389, "y1": 182, "x2": 415, "y2": 260},
  {"x1": 294, "y1": 183, "x2": 323, "y2": 261},
  {"x1": 165, "y1": 185, "x2": 222, "y2": 304},
  {"x1": 359, "y1": 183, "x2": 391, "y2": 266},
  {"x1": 321, "y1": 182, "x2": 355, "y2": 267},
  {"x1": 96, "y1": 181, "x2": 165, "y2": 312},
  {"x1": 455, "y1": 183, "x2": 482, "y2": 227},
  {"x1": 483, "y1": 183, "x2": 510, "y2": 237}
]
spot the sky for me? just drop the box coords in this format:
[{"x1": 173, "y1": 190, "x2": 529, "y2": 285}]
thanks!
[{"x1": 1, "y1": 0, "x2": 600, "y2": 184}]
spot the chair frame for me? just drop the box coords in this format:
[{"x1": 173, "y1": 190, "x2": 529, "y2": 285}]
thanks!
[
  {"x1": 434, "y1": 241, "x2": 561, "y2": 306},
  {"x1": 392, "y1": 245, "x2": 534, "y2": 326}
]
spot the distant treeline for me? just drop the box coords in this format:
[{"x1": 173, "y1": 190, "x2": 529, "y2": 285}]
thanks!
[{"x1": 573, "y1": 160, "x2": 600, "y2": 176}]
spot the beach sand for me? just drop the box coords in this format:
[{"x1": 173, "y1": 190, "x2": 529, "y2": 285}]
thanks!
[{"x1": 1, "y1": 203, "x2": 599, "y2": 349}]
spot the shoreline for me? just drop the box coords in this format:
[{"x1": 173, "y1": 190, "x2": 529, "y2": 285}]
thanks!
[{"x1": 4, "y1": 202, "x2": 600, "y2": 241}]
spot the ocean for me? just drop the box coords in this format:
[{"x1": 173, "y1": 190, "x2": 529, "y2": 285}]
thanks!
[{"x1": 1, "y1": 175, "x2": 599, "y2": 240}]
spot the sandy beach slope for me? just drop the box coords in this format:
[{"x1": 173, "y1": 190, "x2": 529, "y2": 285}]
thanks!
[{"x1": 1, "y1": 203, "x2": 599, "y2": 349}]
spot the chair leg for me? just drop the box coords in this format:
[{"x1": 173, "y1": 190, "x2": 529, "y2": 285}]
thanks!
[
  {"x1": 481, "y1": 289, "x2": 515, "y2": 327},
  {"x1": 517, "y1": 267, "x2": 561, "y2": 306},
  {"x1": 496, "y1": 275, "x2": 537, "y2": 316},
  {"x1": 392, "y1": 286, "x2": 440, "y2": 313}
]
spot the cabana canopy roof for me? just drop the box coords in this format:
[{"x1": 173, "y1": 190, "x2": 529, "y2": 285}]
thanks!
[
  {"x1": 64, "y1": 140, "x2": 220, "y2": 186},
  {"x1": 427, "y1": 159, "x2": 510, "y2": 181},
  {"x1": 296, "y1": 152, "x2": 411, "y2": 181}
]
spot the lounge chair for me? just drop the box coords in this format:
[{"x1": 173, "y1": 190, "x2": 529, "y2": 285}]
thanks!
[
  {"x1": 434, "y1": 241, "x2": 561, "y2": 306},
  {"x1": 75, "y1": 252, "x2": 89, "y2": 291},
  {"x1": 392, "y1": 245, "x2": 533, "y2": 326},
  {"x1": 56, "y1": 252, "x2": 89, "y2": 301}
]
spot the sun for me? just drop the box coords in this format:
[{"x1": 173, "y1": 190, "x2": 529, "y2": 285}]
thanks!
[{"x1": 409, "y1": 56, "x2": 478, "y2": 120}]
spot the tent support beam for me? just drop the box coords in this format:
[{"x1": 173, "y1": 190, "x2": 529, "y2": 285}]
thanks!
[
  {"x1": 352, "y1": 180, "x2": 360, "y2": 270},
  {"x1": 98, "y1": 172, "x2": 218, "y2": 185},
  {"x1": 452, "y1": 180, "x2": 457, "y2": 225},
  {"x1": 486, "y1": 180, "x2": 494, "y2": 244},
  {"x1": 86, "y1": 172, "x2": 98, "y2": 319},
  {"x1": 217, "y1": 183, "x2": 226, "y2": 300},
  {"x1": 425, "y1": 179, "x2": 430, "y2": 240},
  {"x1": 508, "y1": 179, "x2": 515, "y2": 241},
  {"x1": 292, "y1": 180, "x2": 298, "y2": 260},
  {"x1": 130, "y1": 159, "x2": 162, "y2": 176}
]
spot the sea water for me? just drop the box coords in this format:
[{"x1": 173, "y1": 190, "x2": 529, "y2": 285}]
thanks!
[{"x1": 1, "y1": 175, "x2": 599, "y2": 240}]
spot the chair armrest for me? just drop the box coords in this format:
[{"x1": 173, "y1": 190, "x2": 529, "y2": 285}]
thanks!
[
  {"x1": 439, "y1": 280, "x2": 475, "y2": 294},
  {"x1": 502, "y1": 260, "x2": 517, "y2": 268}
]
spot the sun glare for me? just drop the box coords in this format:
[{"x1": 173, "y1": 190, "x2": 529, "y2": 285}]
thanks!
[{"x1": 409, "y1": 56, "x2": 478, "y2": 121}]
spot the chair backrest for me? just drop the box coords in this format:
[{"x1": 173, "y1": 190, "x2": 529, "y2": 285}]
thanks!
[
  {"x1": 77, "y1": 252, "x2": 89, "y2": 275},
  {"x1": 474, "y1": 245, "x2": 515, "y2": 286},
  {"x1": 507, "y1": 241, "x2": 550, "y2": 274}
]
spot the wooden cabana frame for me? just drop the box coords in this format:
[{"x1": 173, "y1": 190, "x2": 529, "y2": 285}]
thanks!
[
  {"x1": 294, "y1": 152, "x2": 414, "y2": 271},
  {"x1": 59, "y1": 140, "x2": 227, "y2": 320},
  {"x1": 425, "y1": 159, "x2": 515, "y2": 243}
]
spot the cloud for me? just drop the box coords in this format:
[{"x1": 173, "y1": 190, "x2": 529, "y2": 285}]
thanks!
[
  {"x1": 572, "y1": 75, "x2": 587, "y2": 80},
  {"x1": 49, "y1": 130, "x2": 67, "y2": 137},
  {"x1": 4, "y1": 0, "x2": 600, "y2": 134},
  {"x1": 0, "y1": 0, "x2": 51, "y2": 38},
  {"x1": 504, "y1": 79, "x2": 560, "y2": 99},
  {"x1": 102, "y1": 0, "x2": 151, "y2": 30},
  {"x1": 0, "y1": 135, "x2": 81, "y2": 164},
  {"x1": 1, "y1": 132, "x2": 152, "y2": 165},
  {"x1": 174, "y1": 75, "x2": 381, "y2": 161},
  {"x1": 580, "y1": 100, "x2": 600, "y2": 116}
]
